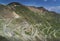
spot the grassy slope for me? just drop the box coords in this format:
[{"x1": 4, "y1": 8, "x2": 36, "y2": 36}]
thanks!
[
  {"x1": 0, "y1": 3, "x2": 60, "y2": 41},
  {"x1": 9, "y1": 5, "x2": 60, "y2": 40}
]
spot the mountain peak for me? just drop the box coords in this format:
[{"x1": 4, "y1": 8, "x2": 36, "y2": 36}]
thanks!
[
  {"x1": 37, "y1": 7, "x2": 47, "y2": 10},
  {"x1": 37, "y1": 7, "x2": 48, "y2": 12},
  {"x1": 8, "y1": 2, "x2": 22, "y2": 5}
]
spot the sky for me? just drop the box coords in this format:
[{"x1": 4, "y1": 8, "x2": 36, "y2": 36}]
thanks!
[{"x1": 0, "y1": 0, "x2": 60, "y2": 13}]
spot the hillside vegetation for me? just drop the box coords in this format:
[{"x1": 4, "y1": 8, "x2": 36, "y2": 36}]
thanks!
[{"x1": 0, "y1": 2, "x2": 60, "y2": 41}]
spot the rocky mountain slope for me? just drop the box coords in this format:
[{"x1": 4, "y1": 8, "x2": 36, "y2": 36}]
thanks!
[{"x1": 0, "y1": 2, "x2": 60, "y2": 41}]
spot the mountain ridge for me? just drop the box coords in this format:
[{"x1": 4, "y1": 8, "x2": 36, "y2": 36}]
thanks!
[{"x1": 8, "y1": 2, "x2": 58, "y2": 14}]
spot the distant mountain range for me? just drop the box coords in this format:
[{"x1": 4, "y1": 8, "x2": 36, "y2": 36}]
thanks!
[{"x1": 0, "y1": 2, "x2": 60, "y2": 41}]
